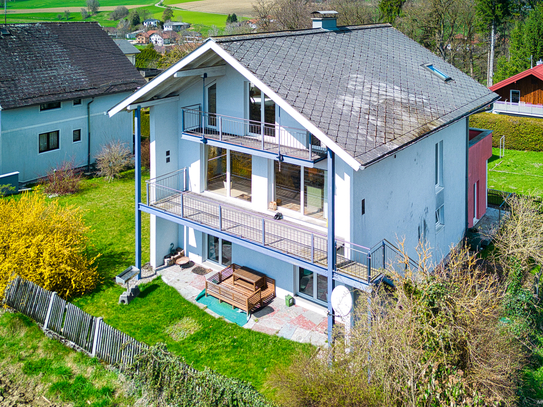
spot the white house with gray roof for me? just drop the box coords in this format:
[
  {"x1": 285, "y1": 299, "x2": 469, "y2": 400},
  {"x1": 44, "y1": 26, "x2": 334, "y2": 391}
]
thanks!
[
  {"x1": 109, "y1": 14, "x2": 497, "y2": 341},
  {"x1": 0, "y1": 22, "x2": 145, "y2": 183}
]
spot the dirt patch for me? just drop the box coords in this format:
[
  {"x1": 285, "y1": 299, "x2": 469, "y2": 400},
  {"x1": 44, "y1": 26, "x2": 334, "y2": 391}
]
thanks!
[
  {"x1": 170, "y1": 0, "x2": 255, "y2": 17},
  {"x1": 0, "y1": 373, "x2": 65, "y2": 407}
]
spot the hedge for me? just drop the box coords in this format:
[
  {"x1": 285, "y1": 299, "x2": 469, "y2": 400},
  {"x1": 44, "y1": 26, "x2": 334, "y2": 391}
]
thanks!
[
  {"x1": 133, "y1": 109, "x2": 150, "y2": 138},
  {"x1": 126, "y1": 343, "x2": 275, "y2": 407},
  {"x1": 470, "y1": 112, "x2": 543, "y2": 152}
]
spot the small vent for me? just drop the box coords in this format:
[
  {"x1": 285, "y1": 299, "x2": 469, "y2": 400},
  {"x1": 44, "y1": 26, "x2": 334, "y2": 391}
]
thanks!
[{"x1": 0, "y1": 27, "x2": 10, "y2": 36}]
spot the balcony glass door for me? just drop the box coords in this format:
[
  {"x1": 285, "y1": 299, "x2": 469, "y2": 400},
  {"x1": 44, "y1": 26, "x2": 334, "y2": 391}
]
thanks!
[
  {"x1": 206, "y1": 146, "x2": 252, "y2": 202},
  {"x1": 298, "y1": 268, "x2": 327, "y2": 304},
  {"x1": 206, "y1": 146, "x2": 227, "y2": 196},
  {"x1": 248, "y1": 83, "x2": 275, "y2": 137},
  {"x1": 207, "y1": 235, "x2": 232, "y2": 266}
]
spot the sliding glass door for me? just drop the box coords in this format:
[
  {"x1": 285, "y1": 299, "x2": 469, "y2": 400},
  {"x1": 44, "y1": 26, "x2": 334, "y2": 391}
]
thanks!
[
  {"x1": 298, "y1": 268, "x2": 327, "y2": 304},
  {"x1": 206, "y1": 146, "x2": 252, "y2": 202}
]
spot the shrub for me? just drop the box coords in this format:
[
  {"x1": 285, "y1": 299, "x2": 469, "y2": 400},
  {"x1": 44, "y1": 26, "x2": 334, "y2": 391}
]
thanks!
[
  {"x1": 110, "y1": 6, "x2": 128, "y2": 20},
  {"x1": 95, "y1": 141, "x2": 132, "y2": 182},
  {"x1": 0, "y1": 192, "x2": 99, "y2": 300},
  {"x1": 470, "y1": 112, "x2": 543, "y2": 152},
  {"x1": 41, "y1": 161, "x2": 82, "y2": 196},
  {"x1": 126, "y1": 343, "x2": 274, "y2": 406},
  {"x1": 141, "y1": 138, "x2": 151, "y2": 170}
]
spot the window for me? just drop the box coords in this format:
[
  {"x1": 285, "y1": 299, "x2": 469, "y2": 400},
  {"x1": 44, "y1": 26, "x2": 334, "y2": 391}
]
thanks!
[
  {"x1": 40, "y1": 101, "x2": 61, "y2": 111},
  {"x1": 73, "y1": 129, "x2": 81, "y2": 142},
  {"x1": 298, "y1": 268, "x2": 328, "y2": 304},
  {"x1": 248, "y1": 83, "x2": 275, "y2": 136},
  {"x1": 39, "y1": 131, "x2": 59, "y2": 153},
  {"x1": 435, "y1": 205, "x2": 445, "y2": 228},
  {"x1": 435, "y1": 141, "x2": 443, "y2": 188},
  {"x1": 206, "y1": 146, "x2": 252, "y2": 201},
  {"x1": 207, "y1": 235, "x2": 232, "y2": 266},
  {"x1": 423, "y1": 64, "x2": 452, "y2": 82},
  {"x1": 510, "y1": 90, "x2": 520, "y2": 103},
  {"x1": 73, "y1": 99, "x2": 82, "y2": 105},
  {"x1": 207, "y1": 84, "x2": 217, "y2": 127},
  {"x1": 274, "y1": 162, "x2": 327, "y2": 220}
]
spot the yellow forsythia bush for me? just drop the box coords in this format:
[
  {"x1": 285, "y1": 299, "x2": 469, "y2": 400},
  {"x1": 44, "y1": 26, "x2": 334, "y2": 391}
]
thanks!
[{"x1": 0, "y1": 192, "x2": 100, "y2": 300}]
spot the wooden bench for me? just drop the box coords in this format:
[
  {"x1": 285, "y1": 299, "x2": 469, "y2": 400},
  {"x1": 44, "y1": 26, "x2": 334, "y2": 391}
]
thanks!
[{"x1": 205, "y1": 264, "x2": 275, "y2": 315}]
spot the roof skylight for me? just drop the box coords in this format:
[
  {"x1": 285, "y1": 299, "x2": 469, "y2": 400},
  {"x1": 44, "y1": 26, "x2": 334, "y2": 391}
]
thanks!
[{"x1": 423, "y1": 64, "x2": 452, "y2": 82}]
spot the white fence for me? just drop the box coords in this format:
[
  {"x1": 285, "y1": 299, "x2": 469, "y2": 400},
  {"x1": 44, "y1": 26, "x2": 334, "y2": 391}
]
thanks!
[{"x1": 3, "y1": 277, "x2": 146, "y2": 366}]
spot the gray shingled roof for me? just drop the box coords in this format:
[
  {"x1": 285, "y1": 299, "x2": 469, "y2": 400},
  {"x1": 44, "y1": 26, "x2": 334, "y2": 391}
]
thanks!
[
  {"x1": 113, "y1": 39, "x2": 140, "y2": 55},
  {"x1": 0, "y1": 22, "x2": 146, "y2": 110},
  {"x1": 215, "y1": 25, "x2": 498, "y2": 166}
]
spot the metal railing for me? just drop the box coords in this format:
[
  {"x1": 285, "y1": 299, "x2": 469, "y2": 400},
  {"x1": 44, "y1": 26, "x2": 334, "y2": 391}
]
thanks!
[
  {"x1": 146, "y1": 169, "x2": 382, "y2": 283},
  {"x1": 369, "y1": 239, "x2": 419, "y2": 278},
  {"x1": 181, "y1": 108, "x2": 326, "y2": 161},
  {"x1": 493, "y1": 101, "x2": 543, "y2": 118}
]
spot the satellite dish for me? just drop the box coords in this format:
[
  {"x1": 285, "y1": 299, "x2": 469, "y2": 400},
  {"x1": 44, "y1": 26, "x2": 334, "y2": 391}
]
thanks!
[{"x1": 331, "y1": 285, "x2": 352, "y2": 317}]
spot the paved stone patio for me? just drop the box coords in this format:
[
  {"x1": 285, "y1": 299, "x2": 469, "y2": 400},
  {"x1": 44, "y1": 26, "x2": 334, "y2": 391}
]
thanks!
[{"x1": 157, "y1": 263, "x2": 328, "y2": 347}]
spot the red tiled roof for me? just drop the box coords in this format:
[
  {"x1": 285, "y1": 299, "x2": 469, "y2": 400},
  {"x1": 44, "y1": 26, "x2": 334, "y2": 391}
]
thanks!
[{"x1": 489, "y1": 64, "x2": 543, "y2": 91}]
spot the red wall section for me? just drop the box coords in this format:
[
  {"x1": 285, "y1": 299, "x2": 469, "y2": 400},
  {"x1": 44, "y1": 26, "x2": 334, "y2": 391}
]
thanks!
[{"x1": 468, "y1": 129, "x2": 493, "y2": 228}]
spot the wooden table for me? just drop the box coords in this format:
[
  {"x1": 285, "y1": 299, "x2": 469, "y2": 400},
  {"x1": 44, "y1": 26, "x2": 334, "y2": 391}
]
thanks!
[{"x1": 233, "y1": 267, "x2": 265, "y2": 292}]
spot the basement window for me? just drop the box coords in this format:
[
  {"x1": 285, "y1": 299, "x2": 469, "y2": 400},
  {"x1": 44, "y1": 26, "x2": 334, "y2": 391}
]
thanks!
[{"x1": 423, "y1": 64, "x2": 452, "y2": 82}]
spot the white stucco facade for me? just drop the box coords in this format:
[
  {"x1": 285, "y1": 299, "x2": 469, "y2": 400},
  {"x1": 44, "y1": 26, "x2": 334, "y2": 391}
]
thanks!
[
  {"x1": 145, "y1": 65, "x2": 470, "y2": 306},
  {"x1": 0, "y1": 93, "x2": 134, "y2": 182}
]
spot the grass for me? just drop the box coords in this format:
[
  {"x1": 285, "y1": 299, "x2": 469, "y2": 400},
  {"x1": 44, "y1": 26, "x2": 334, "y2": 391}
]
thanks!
[
  {"x1": 6, "y1": 0, "x2": 152, "y2": 9},
  {"x1": 5, "y1": 11, "x2": 119, "y2": 26},
  {"x1": 42, "y1": 169, "x2": 312, "y2": 397},
  {"x1": 74, "y1": 278, "x2": 311, "y2": 396},
  {"x1": 0, "y1": 310, "x2": 135, "y2": 406},
  {"x1": 488, "y1": 148, "x2": 543, "y2": 196}
]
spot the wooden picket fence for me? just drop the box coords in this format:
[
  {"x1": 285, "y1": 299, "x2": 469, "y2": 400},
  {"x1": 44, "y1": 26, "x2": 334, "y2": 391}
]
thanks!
[{"x1": 3, "y1": 277, "x2": 147, "y2": 366}]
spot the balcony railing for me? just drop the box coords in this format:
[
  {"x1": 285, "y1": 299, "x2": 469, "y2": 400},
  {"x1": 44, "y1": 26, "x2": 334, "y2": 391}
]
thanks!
[
  {"x1": 493, "y1": 101, "x2": 543, "y2": 118},
  {"x1": 181, "y1": 109, "x2": 326, "y2": 162},
  {"x1": 145, "y1": 169, "x2": 386, "y2": 283}
]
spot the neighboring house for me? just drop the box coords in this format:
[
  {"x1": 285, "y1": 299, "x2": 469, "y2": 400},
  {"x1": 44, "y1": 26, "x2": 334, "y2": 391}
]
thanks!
[
  {"x1": 490, "y1": 61, "x2": 543, "y2": 118},
  {"x1": 150, "y1": 30, "x2": 179, "y2": 46},
  {"x1": 136, "y1": 31, "x2": 151, "y2": 44},
  {"x1": 113, "y1": 39, "x2": 140, "y2": 65},
  {"x1": 143, "y1": 19, "x2": 160, "y2": 28},
  {"x1": 164, "y1": 22, "x2": 190, "y2": 32},
  {"x1": 0, "y1": 22, "x2": 146, "y2": 183},
  {"x1": 181, "y1": 31, "x2": 202, "y2": 44},
  {"x1": 468, "y1": 128, "x2": 493, "y2": 228},
  {"x1": 126, "y1": 29, "x2": 145, "y2": 40},
  {"x1": 109, "y1": 14, "x2": 497, "y2": 339}
]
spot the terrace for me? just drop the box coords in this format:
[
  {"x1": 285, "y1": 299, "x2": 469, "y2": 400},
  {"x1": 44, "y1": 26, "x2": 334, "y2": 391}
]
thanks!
[
  {"x1": 144, "y1": 169, "x2": 412, "y2": 288},
  {"x1": 492, "y1": 101, "x2": 543, "y2": 118}
]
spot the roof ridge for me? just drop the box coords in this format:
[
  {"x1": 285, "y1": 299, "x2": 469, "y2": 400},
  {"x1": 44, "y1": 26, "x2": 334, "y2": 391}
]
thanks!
[{"x1": 213, "y1": 23, "x2": 391, "y2": 43}]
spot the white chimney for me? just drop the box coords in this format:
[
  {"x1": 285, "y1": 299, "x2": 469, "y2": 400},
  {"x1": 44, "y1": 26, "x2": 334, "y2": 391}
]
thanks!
[
  {"x1": 537, "y1": 59, "x2": 543, "y2": 66},
  {"x1": 311, "y1": 11, "x2": 339, "y2": 30}
]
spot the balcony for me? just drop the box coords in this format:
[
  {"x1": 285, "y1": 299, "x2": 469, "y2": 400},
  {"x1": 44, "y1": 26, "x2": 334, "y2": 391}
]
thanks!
[
  {"x1": 145, "y1": 169, "x2": 415, "y2": 286},
  {"x1": 492, "y1": 101, "x2": 543, "y2": 118},
  {"x1": 181, "y1": 109, "x2": 326, "y2": 162}
]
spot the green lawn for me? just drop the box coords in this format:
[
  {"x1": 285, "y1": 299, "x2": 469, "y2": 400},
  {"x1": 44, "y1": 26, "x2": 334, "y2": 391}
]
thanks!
[
  {"x1": 151, "y1": 7, "x2": 229, "y2": 28},
  {"x1": 5, "y1": 11, "x2": 119, "y2": 26},
  {"x1": 44, "y1": 170, "x2": 312, "y2": 397},
  {"x1": 6, "y1": 0, "x2": 152, "y2": 9},
  {"x1": 488, "y1": 148, "x2": 543, "y2": 196},
  {"x1": 0, "y1": 310, "x2": 135, "y2": 406}
]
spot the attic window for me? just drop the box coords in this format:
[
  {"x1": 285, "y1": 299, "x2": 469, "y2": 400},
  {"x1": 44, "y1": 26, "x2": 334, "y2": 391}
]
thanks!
[{"x1": 423, "y1": 64, "x2": 452, "y2": 82}]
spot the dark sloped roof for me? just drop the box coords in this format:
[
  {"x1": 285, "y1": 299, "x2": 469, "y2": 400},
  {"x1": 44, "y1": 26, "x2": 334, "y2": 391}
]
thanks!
[
  {"x1": 489, "y1": 63, "x2": 543, "y2": 91},
  {"x1": 215, "y1": 25, "x2": 498, "y2": 166},
  {"x1": 0, "y1": 22, "x2": 146, "y2": 110},
  {"x1": 113, "y1": 39, "x2": 140, "y2": 55}
]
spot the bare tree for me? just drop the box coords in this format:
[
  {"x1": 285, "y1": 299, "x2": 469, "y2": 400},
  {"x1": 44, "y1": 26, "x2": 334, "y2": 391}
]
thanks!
[{"x1": 86, "y1": 0, "x2": 100, "y2": 16}]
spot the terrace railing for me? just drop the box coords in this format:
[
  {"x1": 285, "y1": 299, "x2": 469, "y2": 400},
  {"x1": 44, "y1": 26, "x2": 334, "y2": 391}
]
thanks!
[
  {"x1": 181, "y1": 109, "x2": 326, "y2": 161},
  {"x1": 146, "y1": 169, "x2": 382, "y2": 283},
  {"x1": 493, "y1": 101, "x2": 543, "y2": 118}
]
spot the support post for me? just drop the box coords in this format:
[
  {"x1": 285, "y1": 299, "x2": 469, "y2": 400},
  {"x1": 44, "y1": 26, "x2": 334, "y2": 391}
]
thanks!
[
  {"x1": 91, "y1": 317, "x2": 103, "y2": 358},
  {"x1": 327, "y1": 148, "x2": 335, "y2": 345},
  {"x1": 180, "y1": 193, "x2": 184, "y2": 218},
  {"x1": 367, "y1": 253, "x2": 372, "y2": 383},
  {"x1": 219, "y1": 205, "x2": 223, "y2": 231},
  {"x1": 219, "y1": 116, "x2": 223, "y2": 141},
  {"x1": 135, "y1": 106, "x2": 142, "y2": 280},
  {"x1": 43, "y1": 292, "x2": 57, "y2": 330},
  {"x1": 202, "y1": 73, "x2": 207, "y2": 140},
  {"x1": 311, "y1": 234, "x2": 315, "y2": 264},
  {"x1": 262, "y1": 218, "x2": 265, "y2": 245}
]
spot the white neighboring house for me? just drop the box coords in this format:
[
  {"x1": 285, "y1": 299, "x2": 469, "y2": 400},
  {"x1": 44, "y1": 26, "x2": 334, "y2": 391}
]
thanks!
[
  {"x1": 113, "y1": 39, "x2": 140, "y2": 65},
  {"x1": 164, "y1": 22, "x2": 190, "y2": 32},
  {"x1": 109, "y1": 14, "x2": 498, "y2": 339},
  {"x1": 0, "y1": 22, "x2": 146, "y2": 184},
  {"x1": 143, "y1": 18, "x2": 160, "y2": 28}
]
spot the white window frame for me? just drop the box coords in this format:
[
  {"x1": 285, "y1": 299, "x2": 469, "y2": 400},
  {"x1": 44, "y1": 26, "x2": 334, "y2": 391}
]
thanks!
[
  {"x1": 435, "y1": 204, "x2": 445, "y2": 229},
  {"x1": 510, "y1": 89, "x2": 520, "y2": 104}
]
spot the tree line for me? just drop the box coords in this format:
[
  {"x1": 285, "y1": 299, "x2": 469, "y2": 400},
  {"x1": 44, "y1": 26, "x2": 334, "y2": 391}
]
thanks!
[{"x1": 253, "y1": 0, "x2": 543, "y2": 86}]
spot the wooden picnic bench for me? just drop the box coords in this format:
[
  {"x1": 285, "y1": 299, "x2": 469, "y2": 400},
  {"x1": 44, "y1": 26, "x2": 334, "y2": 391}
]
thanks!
[{"x1": 205, "y1": 264, "x2": 275, "y2": 315}]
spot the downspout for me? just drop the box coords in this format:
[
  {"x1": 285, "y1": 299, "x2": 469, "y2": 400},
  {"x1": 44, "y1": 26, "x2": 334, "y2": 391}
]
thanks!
[
  {"x1": 327, "y1": 148, "x2": 335, "y2": 344},
  {"x1": 135, "y1": 106, "x2": 142, "y2": 279},
  {"x1": 87, "y1": 98, "x2": 95, "y2": 172},
  {"x1": 465, "y1": 118, "x2": 470, "y2": 235}
]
